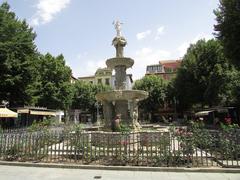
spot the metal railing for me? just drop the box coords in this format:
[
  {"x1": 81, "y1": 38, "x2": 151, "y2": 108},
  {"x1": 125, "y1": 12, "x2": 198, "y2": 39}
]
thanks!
[{"x1": 0, "y1": 130, "x2": 239, "y2": 167}]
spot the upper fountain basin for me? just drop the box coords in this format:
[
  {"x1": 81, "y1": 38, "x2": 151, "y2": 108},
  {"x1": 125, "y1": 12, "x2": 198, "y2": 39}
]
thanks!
[
  {"x1": 96, "y1": 90, "x2": 148, "y2": 102},
  {"x1": 106, "y1": 57, "x2": 134, "y2": 69}
]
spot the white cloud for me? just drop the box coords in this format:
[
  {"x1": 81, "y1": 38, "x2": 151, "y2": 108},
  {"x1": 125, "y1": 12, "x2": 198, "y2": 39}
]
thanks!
[
  {"x1": 136, "y1": 30, "x2": 151, "y2": 40},
  {"x1": 30, "y1": 0, "x2": 71, "y2": 26},
  {"x1": 193, "y1": 33, "x2": 212, "y2": 42},
  {"x1": 209, "y1": 0, "x2": 218, "y2": 7},
  {"x1": 157, "y1": 26, "x2": 165, "y2": 34},
  {"x1": 177, "y1": 33, "x2": 213, "y2": 57},
  {"x1": 77, "y1": 52, "x2": 88, "y2": 59},
  {"x1": 71, "y1": 52, "x2": 106, "y2": 77},
  {"x1": 86, "y1": 60, "x2": 106, "y2": 73},
  {"x1": 130, "y1": 47, "x2": 171, "y2": 80},
  {"x1": 136, "y1": 47, "x2": 153, "y2": 55},
  {"x1": 155, "y1": 26, "x2": 165, "y2": 40}
]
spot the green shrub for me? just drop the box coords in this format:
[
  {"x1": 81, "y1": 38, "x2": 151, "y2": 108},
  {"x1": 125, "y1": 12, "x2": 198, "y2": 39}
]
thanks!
[
  {"x1": 27, "y1": 118, "x2": 54, "y2": 132},
  {"x1": 119, "y1": 123, "x2": 131, "y2": 133}
]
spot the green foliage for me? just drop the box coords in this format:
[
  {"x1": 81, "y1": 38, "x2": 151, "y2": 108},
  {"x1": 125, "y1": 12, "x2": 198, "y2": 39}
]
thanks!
[
  {"x1": 214, "y1": 0, "x2": 240, "y2": 68},
  {"x1": 172, "y1": 121, "x2": 240, "y2": 161},
  {"x1": 0, "y1": 2, "x2": 74, "y2": 110},
  {"x1": 33, "y1": 53, "x2": 74, "y2": 110},
  {"x1": 119, "y1": 123, "x2": 131, "y2": 133},
  {"x1": 171, "y1": 121, "x2": 214, "y2": 156},
  {"x1": 218, "y1": 123, "x2": 240, "y2": 158},
  {"x1": 72, "y1": 81, "x2": 111, "y2": 114},
  {"x1": 220, "y1": 122, "x2": 239, "y2": 133},
  {"x1": 0, "y1": 2, "x2": 38, "y2": 106},
  {"x1": 4, "y1": 144, "x2": 19, "y2": 161},
  {"x1": 174, "y1": 39, "x2": 235, "y2": 110},
  {"x1": 190, "y1": 121, "x2": 214, "y2": 149},
  {"x1": 69, "y1": 123, "x2": 84, "y2": 133},
  {"x1": 27, "y1": 119, "x2": 53, "y2": 132},
  {"x1": 213, "y1": 0, "x2": 240, "y2": 107},
  {"x1": 133, "y1": 75, "x2": 167, "y2": 114}
]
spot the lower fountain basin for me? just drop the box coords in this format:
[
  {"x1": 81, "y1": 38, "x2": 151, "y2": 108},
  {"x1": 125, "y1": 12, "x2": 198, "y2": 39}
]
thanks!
[{"x1": 96, "y1": 90, "x2": 148, "y2": 102}]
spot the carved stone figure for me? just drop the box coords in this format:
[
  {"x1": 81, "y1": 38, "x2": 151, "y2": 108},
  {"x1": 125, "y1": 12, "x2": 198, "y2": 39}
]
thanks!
[
  {"x1": 112, "y1": 114, "x2": 121, "y2": 131},
  {"x1": 113, "y1": 20, "x2": 123, "y2": 37},
  {"x1": 112, "y1": 36, "x2": 127, "y2": 57},
  {"x1": 132, "y1": 107, "x2": 141, "y2": 130}
]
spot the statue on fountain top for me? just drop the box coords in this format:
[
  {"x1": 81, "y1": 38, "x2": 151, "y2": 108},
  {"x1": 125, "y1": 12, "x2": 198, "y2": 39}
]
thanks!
[
  {"x1": 112, "y1": 20, "x2": 127, "y2": 57},
  {"x1": 113, "y1": 20, "x2": 123, "y2": 37}
]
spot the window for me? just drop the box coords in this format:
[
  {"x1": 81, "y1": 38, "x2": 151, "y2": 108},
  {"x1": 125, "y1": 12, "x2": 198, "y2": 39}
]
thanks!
[
  {"x1": 105, "y1": 78, "x2": 110, "y2": 85},
  {"x1": 147, "y1": 65, "x2": 162, "y2": 73},
  {"x1": 147, "y1": 66, "x2": 154, "y2": 72},
  {"x1": 165, "y1": 68, "x2": 172, "y2": 73}
]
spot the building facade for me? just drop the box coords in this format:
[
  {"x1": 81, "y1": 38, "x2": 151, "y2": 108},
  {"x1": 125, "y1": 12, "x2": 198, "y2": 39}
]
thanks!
[
  {"x1": 78, "y1": 67, "x2": 133, "y2": 89},
  {"x1": 146, "y1": 60, "x2": 181, "y2": 81},
  {"x1": 144, "y1": 60, "x2": 182, "y2": 122},
  {"x1": 70, "y1": 75, "x2": 77, "y2": 84},
  {"x1": 78, "y1": 68, "x2": 112, "y2": 86}
]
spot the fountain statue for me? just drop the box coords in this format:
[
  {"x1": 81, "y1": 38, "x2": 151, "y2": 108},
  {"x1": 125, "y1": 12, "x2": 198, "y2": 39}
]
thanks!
[{"x1": 96, "y1": 21, "x2": 148, "y2": 131}]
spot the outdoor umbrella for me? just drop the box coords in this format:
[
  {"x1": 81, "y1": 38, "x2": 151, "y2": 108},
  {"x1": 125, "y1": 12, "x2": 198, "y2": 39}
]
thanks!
[{"x1": 0, "y1": 107, "x2": 18, "y2": 118}]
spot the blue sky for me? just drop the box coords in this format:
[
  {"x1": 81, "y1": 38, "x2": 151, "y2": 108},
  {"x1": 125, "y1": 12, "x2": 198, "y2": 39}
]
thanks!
[{"x1": 2, "y1": 0, "x2": 219, "y2": 80}]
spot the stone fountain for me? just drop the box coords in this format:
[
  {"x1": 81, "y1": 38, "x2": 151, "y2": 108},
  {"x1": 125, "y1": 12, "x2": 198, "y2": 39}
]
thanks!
[{"x1": 96, "y1": 21, "x2": 148, "y2": 130}]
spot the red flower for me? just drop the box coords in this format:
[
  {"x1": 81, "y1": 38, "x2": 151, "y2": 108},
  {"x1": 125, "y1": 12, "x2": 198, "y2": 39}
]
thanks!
[
  {"x1": 119, "y1": 140, "x2": 129, "y2": 145},
  {"x1": 225, "y1": 117, "x2": 232, "y2": 125}
]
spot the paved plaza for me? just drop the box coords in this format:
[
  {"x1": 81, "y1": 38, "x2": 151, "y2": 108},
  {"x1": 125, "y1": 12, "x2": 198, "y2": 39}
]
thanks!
[{"x1": 0, "y1": 165, "x2": 239, "y2": 180}]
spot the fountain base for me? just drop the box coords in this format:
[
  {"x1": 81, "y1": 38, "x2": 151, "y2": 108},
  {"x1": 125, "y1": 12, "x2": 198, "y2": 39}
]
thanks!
[{"x1": 96, "y1": 90, "x2": 148, "y2": 130}]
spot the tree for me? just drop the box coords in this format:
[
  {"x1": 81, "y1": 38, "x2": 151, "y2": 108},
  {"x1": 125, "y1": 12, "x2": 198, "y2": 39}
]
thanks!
[
  {"x1": 133, "y1": 75, "x2": 167, "y2": 121},
  {"x1": 34, "y1": 53, "x2": 74, "y2": 110},
  {"x1": 214, "y1": 0, "x2": 240, "y2": 68},
  {"x1": 0, "y1": 2, "x2": 38, "y2": 106},
  {"x1": 72, "y1": 81, "x2": 111, "y2": 120},
  {"x1": 174, "y1": 39, "x2": 235, "y2": 111}
]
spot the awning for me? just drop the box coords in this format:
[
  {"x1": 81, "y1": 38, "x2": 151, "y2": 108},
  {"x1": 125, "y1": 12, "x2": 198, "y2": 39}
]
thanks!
[
  {"x1": 30, "y1": 110, "x2": 56, "y2": 116},
  {"x1": 0, "y1": 108, "x2": 18, "y2": 118},
  {"x1": 17, "y1": 109, "x2": 29, "y2": 113},
  {"x1": 55, "y1": 111, "x2": 64, "y2": 116},
  {"x1": 195, "y1": 110, "x2": 213, "y2": 116},
  {"x1": 217, "y1": 108, "x2": 228, "y2": 113}
]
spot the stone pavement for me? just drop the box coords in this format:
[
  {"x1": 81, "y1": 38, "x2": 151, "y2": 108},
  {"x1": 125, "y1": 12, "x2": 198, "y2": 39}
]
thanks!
[{"x1": 0, "y1": 165, "x2": 240, "y2": 180}]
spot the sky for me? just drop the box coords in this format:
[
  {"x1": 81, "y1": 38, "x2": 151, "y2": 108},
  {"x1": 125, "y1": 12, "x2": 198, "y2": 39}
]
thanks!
[{"x1": 2, "y1": 0, "x2": 219, "y2": 80}]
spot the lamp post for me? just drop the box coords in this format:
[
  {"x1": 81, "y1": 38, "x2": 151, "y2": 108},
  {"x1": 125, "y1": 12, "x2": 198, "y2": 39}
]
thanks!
[
  {"x1": 237, "y1": 0, "x2": 240, "y2": 10},
  {"x1": 95, "y1": 101, "x2": 100, "y2": 126},
  {"x1": 173, "y1": 97, "x2": 177, "y2": 121}
]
